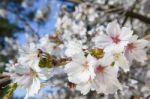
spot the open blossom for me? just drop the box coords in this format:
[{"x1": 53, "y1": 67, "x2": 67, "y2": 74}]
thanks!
[
  {"x1": 125, "y1": 35, "x2": 148, "y2": 64},
  {"x1": 92, "y1": 59, "x2": 122, "y2": 94},
  {"x1": 94, "y1": 21, "x2": 133, "y2": 52},
  {"x1": 10, "y1": 62, "x2": 50, "y2": 98},
  {"x1": 64, "y1": 52, "x2": 96, "y2": 84},
  {"x1": 74, "y1": 57, "x2": 122, "y2": 94}
]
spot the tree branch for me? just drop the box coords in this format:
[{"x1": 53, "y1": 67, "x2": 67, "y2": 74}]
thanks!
[{"x1": 125, "y1": 11, "x2": 150, "y2": 24}]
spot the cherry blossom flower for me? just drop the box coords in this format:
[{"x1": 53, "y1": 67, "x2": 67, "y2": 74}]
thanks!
[
  {"x1": 64, "y1": 52, "x2": 96, "y2": 84},
  {"x1": 92, "y1": 59, "x2": 122, "y2": 94},
  {"x1": 125, "y1": 35, "x2": 148, "y2": 64},
  {"x1": 95, "y1": 21, "x2": 133, "y2": 52},
  {"x1": 75, "y1": 57, "x2": 122, "y2": 94},
  {"x1": 10, "y1": 62, "x2": 50, "y2": 98}
]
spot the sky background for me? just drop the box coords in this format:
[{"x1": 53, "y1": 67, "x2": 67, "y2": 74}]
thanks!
[{"x1": 15, "y1": 0, "x2": 63, "y2": 44}]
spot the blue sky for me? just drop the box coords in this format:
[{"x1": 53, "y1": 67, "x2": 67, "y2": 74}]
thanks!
[{"x1": 14, "y1": 0, "x2": 62, "y2": 44}]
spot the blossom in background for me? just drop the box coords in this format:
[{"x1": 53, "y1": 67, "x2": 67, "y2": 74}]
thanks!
[
  {"x1": 10, "y1": 62, "x2": 50, "y2": 98},
  {"x1": 73, "y1": 3, "x2": 98, "y2": 22},
  {"x1": 94, "y1": 21, "x2": 133, "y2": 52},
  {"x1": 64, "y1": 52, "x2": 96, "y2": 84},
  {"x1": 38, "y1": 35, "x2": 56, "y2": 54},
  {"x1": 125, "y1": 35, "x2": 148, "y2": 64}
]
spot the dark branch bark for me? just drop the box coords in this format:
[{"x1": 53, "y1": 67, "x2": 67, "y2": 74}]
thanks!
[{"x1": 125, "y1": 11, "x2": 150, "y2": 24}]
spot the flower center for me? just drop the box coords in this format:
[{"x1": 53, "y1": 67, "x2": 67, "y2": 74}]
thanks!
[
  {"x1": 111, "y1": 35, "x2": 120, "y2": 44},
  {"x1": 114, "y1": 53, "x2": 121, "y2": 60},
  {"x1": 83, "y1": 62, "x2": 89, "y2": 70},
  {"x1": 127, "y1": 43, "x2": 135, "y2": 52},
  {"x1": 95, "y1": 65, "x2": 105, "y2": 73}
]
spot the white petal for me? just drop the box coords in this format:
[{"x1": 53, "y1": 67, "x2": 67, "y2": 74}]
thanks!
[
  {"x1": 76, "y1": 81, "x2": 91, "y2": 95},
  {"x1": 116, "y1": 54, "x2": 130, "y2": 72},
  {"x1": 68, "y1": 71, "x2": 90, "y2": 84},
  {"x1": 72, "y1": 52, "x2": 86, "y2": 64},
  {"x1": 135, "y1": 39, "x2": 148, "y2": 49},
  {"x1": 106, "y1": 21, "x2": 121, "y2": 36},
  {"x1": 26, "y1": 77, "x2": 40, "y2": 97},
  {"x1": 120, "y1": 27, "x2": 133, "y2": 40},
  {"x1": 95, "y1": 34, "x2": 112, "y2": 48},
  {"x1": 132, "y1": 49, "x2": 147, "y2": 63}
]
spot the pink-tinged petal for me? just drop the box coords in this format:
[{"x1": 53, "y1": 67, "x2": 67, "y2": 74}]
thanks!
[
  {"x1": 120, "y1": 27, "x2": 133, "y2": 40},
  {"x1": 106, "y1": 21, "x2": 121, "y2": 36}
]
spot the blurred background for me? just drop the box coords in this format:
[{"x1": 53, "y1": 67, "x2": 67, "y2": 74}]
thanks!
[{"x1": 0, "y1": 0, "x2": 150, "y2": 99}]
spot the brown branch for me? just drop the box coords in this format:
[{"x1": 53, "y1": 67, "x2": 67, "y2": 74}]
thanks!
[{"x1": 125, "y1": 11, "x2": 150, "y2": 24}]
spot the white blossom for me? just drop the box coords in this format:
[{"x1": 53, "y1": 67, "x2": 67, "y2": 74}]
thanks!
[
  {"x1": 92, "y1": 58, "x2": 122, "y2": 94},
  {"x1": 64, "y1": 52, "x2": 96, "y2": 84},
  {"x1": 95, "y1": 21, "x2": 133, "y2": 52},
  {"x1": 10, "y1": 62, "x2": 50, "y2": 98},
  {"x1": 125, "y1": 35, "x2": 148, "y2": 64}
]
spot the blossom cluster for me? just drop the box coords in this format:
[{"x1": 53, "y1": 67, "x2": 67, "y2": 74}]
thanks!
[
  {"x1": 64, "y1": 21, "x2": 148, "y2": 95},
  {"x1": 4, "y1": 1, "x2": 149, "y2": 98},
  {"x1": 5, "y1": 20, "x2": 148, "y2": 98}
]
